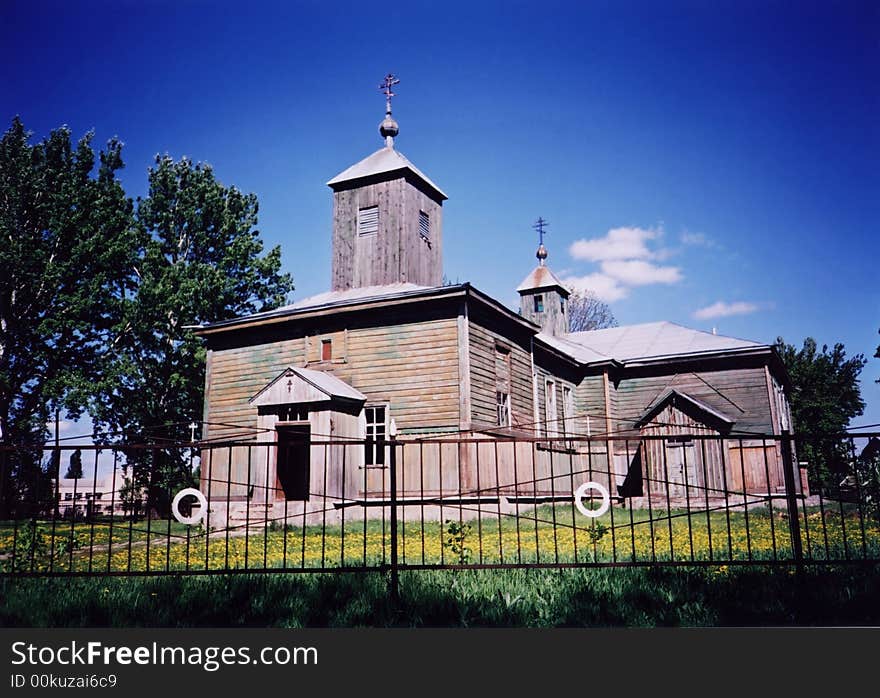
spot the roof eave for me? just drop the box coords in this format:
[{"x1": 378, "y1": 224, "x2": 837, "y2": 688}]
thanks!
[
  {"x1": 620, "y1": 345, "x2": 772, "y2": 367},
  {"x1": 194, "y1": 285, "x2": 470, "y2": 336}
]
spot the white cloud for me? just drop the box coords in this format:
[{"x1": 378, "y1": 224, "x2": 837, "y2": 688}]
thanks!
[
  {"x1": 562, "y1": 273, "x2": 629, "y2": 302},
  {"x1": 600, "y1": 259, "x2": 682, "y2": 286},
  {"x1": 569, "y1": 226, "x2": 660, "y2": 262},
  {"x1": 693, "y1": 301, "x2": 760, "y2": 320},
  {"x1": 564, "y1": 224, "x2": 684, "y2": 303}
]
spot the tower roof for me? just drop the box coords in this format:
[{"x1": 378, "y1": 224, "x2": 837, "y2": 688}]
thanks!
[
  {"x1": 516, "y1": 265, "x2": 570, "y2": 295},
  {"x1": 326, "y1": 146, "x2": 447, "y2": 200}
]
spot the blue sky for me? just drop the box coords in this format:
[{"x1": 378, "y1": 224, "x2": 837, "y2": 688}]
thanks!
[{"x1": 3, "y1": 0, "x2": 878, "y2": 434}]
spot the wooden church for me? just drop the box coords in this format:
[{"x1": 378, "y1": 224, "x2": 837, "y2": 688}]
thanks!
[{"x1": 194, "y1": 77, "x2": 801, "y2": 525}]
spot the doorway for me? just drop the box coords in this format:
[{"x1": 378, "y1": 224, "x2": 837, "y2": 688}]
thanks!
[
  {"x1": 276, "y1": 425, "x2": 310, "y2": 500},
  {"x1": 665, "y1": 437, "x2": 697, "y2": 498}
]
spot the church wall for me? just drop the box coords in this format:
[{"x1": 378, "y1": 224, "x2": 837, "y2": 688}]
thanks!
[
  {"x1": 611, "y1": 362, "x2": 775, "y2": 435},
  {"x1": 574, "y1": 373, "x2": 608, "y2": 437},
  {"x1": 202, "y1": 301, "x2": 462, "y2": 444},
  {"x1": 467, "y1": 302, "x2": 534, "y2": 430},
  {"x1": 343, "y1": 314, "x2": 460, "y2": 431}
]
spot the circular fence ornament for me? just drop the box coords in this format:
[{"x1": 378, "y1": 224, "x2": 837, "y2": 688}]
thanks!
[
  {"x1": 171, "y1": 487, "x2": 208, "y2": 525},
  {"x1": 573, "y1": 481, "x2": 611, "y2": 519}
]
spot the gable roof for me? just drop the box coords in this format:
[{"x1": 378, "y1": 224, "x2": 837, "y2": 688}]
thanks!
[
  {"x1": 565, "y1": 321, "x2": 765, "y2": 364},
  {"x1": 535, "y1": 331, "x2": 615, "y2": 365},
  {"x1": 250, "y1": 367, "x2": 366, "y2": 407},
  {"x1": 633, "y1": 388, "x2": 736, "y2": 430},
  {"x1": 326, "y1": 146, "x2": 447, "y2": 201},
  {"x1": 516, "y1": 265, "x2": 570, "y2": 295}
]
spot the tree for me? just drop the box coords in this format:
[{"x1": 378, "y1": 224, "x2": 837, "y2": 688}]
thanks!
[
  {"x1": 774, "y1": 337, "x2": 867, "y2": 488},
  {"x1": 89, "y1": 156, "x2": 294, "y2": 513},
  {"x1": 0, "y1": 118, "x2": 135, "y2": 516},
  {"x1": 64, "y1": 449, "x2": 83, "y2": 479},
  {"x1": 567, "y1": 290, "x2": 617, "y2": 332}
]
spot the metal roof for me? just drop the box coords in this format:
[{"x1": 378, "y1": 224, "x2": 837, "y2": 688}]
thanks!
[
  {"x1": 535, "y1": 332, "x2": 612, "y2": 365},
  {"x1": 326, "y1": 146, "x2": 448, "y2": 200},
  {"x1": 250, "y1": 367, "x2": 366, "y2": 405},
  {"x1": 516, "y1": 265, "x2": 570, "y2": 294},
  {"x1": 294, "y1": 367, "x2": 366, "y2": 402},
  {"x1": 285, "y1": 283, "x2": 431, "y2": 312},
  {"x1": 564, "y1": 321, "x2": 764, "y2": 363}
]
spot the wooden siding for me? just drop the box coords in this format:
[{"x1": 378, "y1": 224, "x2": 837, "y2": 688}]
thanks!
[
  {"x1": 342, "y1": 316, "x2": 460, "y2": 431},
  {"x1": 574, "y1": 374, "x2": 607, "y2": 437},
  {"x1": 331, "y1": 176, "x2": 443, "y2": 291},
  {"x1": 204, "y1": 337, "x2": 307, "y2": 440},
  {"x1": 640, "y1": 403, "x2": 726, "y2": 497},
  {"x1": 612, "y1": 366, "x2": 774, "y2": 434},
  {"x1": 468, "y1": 305, "x2": 533, "y2": 430},
  {"x1": 204, "y1": 300, "x2": 462, "y2": 435},
  {"x1": 519, "y1": 287, "x2": 567, "y2": 337}
]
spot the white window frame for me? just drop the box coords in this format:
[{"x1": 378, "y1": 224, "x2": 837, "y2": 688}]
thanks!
[
  {"x1": 496, "y1": 391, "x2": 511, "y2": 427},
  {"x1": 562, "y1": 385, "x2": 574, "y2": 438},
  {"x1": 364, "y1": 405, "x2": 388, "y2": 466},
  {"x1": 545, "y1": 379, "x2": 557, "y2": 435}
]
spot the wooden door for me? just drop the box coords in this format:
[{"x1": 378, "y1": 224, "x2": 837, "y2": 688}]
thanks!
[
  {"x1": 276, "y1": 425, "x2": 310, "y2": 501},
  {"x1": 665, "y1": 439, "x2": 697, "y2": 497}
]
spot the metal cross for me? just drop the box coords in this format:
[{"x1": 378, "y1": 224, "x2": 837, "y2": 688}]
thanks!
[
  {"x1": 189, "y1": 422, "x2": 198, "y2": 443},
  {"x1": 286, "y1": 379, "x2": 293, "y2": 393},
  {"x1": 379, "y1": 73, "x2": 400, "y2": 111},
  {"x1": 533, "y1": 217, "x2": 549, "y2": 246}
]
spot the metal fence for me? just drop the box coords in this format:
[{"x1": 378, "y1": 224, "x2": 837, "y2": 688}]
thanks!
[{"x1": 1, "y1": 431, "x2": 878, "y2": 583}]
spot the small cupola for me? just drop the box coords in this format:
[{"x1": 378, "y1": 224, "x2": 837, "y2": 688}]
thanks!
[{"x1": 516, "y1": 217, "x2": 570, "y2": 336}]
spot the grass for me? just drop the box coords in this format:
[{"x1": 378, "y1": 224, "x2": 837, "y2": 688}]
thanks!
[
  {"x1": 2, "y1": 502, "x2": 877, "y2": 573},
  {"x1": 1, "y1": 564, "x2": 879, "y2": 627}
]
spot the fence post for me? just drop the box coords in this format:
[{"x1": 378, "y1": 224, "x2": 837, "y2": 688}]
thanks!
[
  {"x1": 388, "y1": 422, "x2": 399, "y2": 603},
  {"x1": 780, "y1": 429, "x2": 804, "y2": 570}
]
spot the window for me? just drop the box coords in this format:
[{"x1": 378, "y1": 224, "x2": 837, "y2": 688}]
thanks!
[
  {"x1": 95, "y1": 492, "x2": 103, "y2": 500},
  {"x1": 560, "y1": 297, "x2": 566, "y2": 314},
  {"x1": 419, "y1": 210, "x2": 430, "y2": 242},
  {"x1": 321, "y1": 338, "x2": 333, "y2": 361},
  {"x1": 64, "y1": 493, "x2": 72, "y2": 501},
  {"x1": 496, "y1": 391, "x2": 511, "y2": 427},
  {"x1": 365, "y1": 406, "x2": 387, "y2": 466},
  {"x1": 562, "y1": 386, "x2": 574, "y2": 437},
  {"x1": 74, "y1": 492, "x2": 82, "y2": 500},
  {"x1": 358, "y1": 205, "x2": 379, "y2": 236},
  {"x1": 495, "y1": 346, "x2": 511, "y2": 427},
  {"x1": 534, "y1": 295, "x2": 544, "y2": 313},
  {"x1": 772, "y1": 377, "x2": 790, "y2": 432},
  {"x1": 275, "y1": 405, "x2": 309, "y2": 422},
  {"x1": 545, "y1": 380, "x2": 557, "y2": 435}
]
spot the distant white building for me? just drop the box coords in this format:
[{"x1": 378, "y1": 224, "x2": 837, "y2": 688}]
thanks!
[{"x1": 54, "y1": 476, "x2": 141, "y2": 518}]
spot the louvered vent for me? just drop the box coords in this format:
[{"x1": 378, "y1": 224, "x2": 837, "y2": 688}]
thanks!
[
  {"x1": 358, "y1": 206, "x2": 379, "y2": 236},
  {"x1": 419, "y1": 210, "x2": 430, "y2": 240}
]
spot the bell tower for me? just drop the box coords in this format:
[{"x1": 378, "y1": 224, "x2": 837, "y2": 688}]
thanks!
[
  {"x1": 327, "y1": 74, "x2": 446, "y2": 291},
  {"x1": 517, "y1": 218, "x2": 570, "y2": 336}
]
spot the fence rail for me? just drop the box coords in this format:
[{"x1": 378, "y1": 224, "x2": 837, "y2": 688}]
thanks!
[{"x1": 1, "y1": 431, "x2": 878, "y2": 581}]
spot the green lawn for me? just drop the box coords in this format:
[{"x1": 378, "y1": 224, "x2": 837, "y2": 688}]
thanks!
[{"x1": 2, "y1": 564, "x2": 879, "y2": 627}]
